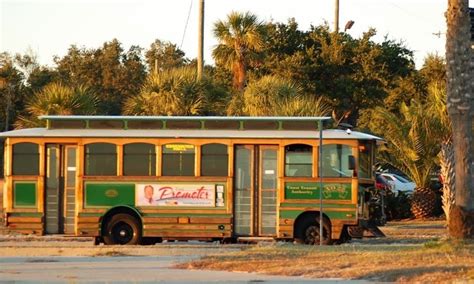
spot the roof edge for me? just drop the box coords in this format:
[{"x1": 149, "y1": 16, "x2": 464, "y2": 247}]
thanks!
[{"x1": 39, "y1": 115, "x2": 332, "y2": 121}]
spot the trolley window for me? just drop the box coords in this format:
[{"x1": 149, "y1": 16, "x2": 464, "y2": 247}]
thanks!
[
  {"x1": 321, "y1": 144, "x2": 353, "y2": 177},
  {"x1": 201, "y1": 143, "x2": 228, "y2": 176},
  {"x1": 285, "y1": 144, "x2": 312, "y2": 177},
  {"x1": 123, "y1": 143, "x2": 156, "y2": 176},
  {"x1": 12, "y1": 143, "x2": 39, "y2": 175},
  {"x1": 162, "y1": 143, "x2": 195, "y2": 176},
  {"x1": 85, "y1": 143, "x2": 117, "y2": 176}
]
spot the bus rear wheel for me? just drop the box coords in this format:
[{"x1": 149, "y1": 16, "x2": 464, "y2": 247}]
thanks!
[
  {"x1": 298, "y1": 216, "x2": 332, "y2": 245},
  {"x1": 103, "y1": 213, "x2": 142, "y2": 245}
]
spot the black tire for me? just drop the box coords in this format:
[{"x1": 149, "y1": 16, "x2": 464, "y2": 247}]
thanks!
[
  {"x1": 103, "y1": 213, "x2": 142, "y2": 245},
  {"x1": 297, "y1": 215, "x2": 332, "y2": 245}
]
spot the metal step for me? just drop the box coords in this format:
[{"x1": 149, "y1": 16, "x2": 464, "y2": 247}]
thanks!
[
  {"x1": 364, "y1": 225, "x2": 386, "y2": 238},
  {"x1": 348, "y1": 223, "x2": 386, "y2": 238}
]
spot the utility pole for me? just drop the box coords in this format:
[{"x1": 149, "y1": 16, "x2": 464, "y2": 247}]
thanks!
[
  {"x1": 197, "y1": 0, "x2": 204, "y2": 80},
  {"x1": 334, "y1": 0, "x2": 339, "y2": 33}
]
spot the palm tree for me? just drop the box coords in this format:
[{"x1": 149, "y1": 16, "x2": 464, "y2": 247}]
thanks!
[
  {"x1": 423, "y1": 82, "x2": 455, "y2": 224},
  {"x1": 445, "y1": 0, "x2": 474, "y2": 238},
  {"x1": 237, "y1": 75, "x2": 331, "y2": 117},
  {"x1": 212, "y1": 11, "x2": 266, "y2": 93},
  {"x1": 123, "y1": 67, "x2": 207, "y2": 116},
  {"x1": 369, "y1": 96, "x2": 446, "y2": 218},
  {"x1": 15, "y1": 83, "x2": 98, "y2": 128}
]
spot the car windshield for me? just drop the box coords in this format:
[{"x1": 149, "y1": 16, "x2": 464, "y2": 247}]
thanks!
[{"x1": 394, "y1": 175, "x2": 411, "y2": 183}]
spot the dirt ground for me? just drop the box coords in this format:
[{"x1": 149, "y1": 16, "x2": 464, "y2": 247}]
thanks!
[{"x1": 0, "y1": 219, "x2": 472, "y2": 282}]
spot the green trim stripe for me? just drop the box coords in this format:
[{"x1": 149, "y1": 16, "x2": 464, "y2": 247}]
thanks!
[
  {"x1": 141, "y1": 213, "x2": 232, "y2": 217},
  {"x1": 279, "y1": 209, "x2": 356, "y2": 220},
  {"x1": 280, "y1": 203, "x2": 356, "y2": 208}
]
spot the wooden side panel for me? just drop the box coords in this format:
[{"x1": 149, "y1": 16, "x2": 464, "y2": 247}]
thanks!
[
  {"x1": 142, "y1": 216, "x2": 232, "y2": 238},
  {"x1": 6, "y1": 214, "x2": 43, "y2": 235},
  {"x1": 76, "y1": 215, "x2": 100, "y2": 236}
]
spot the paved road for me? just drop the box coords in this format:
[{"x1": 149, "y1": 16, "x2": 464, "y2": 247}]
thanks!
[{"x1": 0, "y1": 256, "x2": 321, "y2": 283}]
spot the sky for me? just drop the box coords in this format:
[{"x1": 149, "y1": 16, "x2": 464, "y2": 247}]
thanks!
[{"x1": 0, "y1": 0, "x2": 455, "y2": 68}]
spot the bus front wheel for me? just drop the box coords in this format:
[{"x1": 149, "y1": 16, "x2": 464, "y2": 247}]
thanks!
[
  {"x1": 103, "y1": 213, "x2": 142, "y2": 245},
  {"x1": 298, "y1": 216, "x2": 332, "y2": 245}
]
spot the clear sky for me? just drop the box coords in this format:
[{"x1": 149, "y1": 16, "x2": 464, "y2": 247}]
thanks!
[{"x1": 0, "y1": 0, "x2": 454, "y2": 68}]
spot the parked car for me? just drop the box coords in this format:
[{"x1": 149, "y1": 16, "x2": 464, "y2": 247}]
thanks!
[
  {"x1": 375, "y1": 173, "x2": 392, "y2": 192},
  {"x1": 380, "y1": 173, "x2": 415, "y2": 196}
]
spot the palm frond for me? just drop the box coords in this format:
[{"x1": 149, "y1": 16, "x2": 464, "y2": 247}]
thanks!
[
  {"x1": 123, "y1": 67, "x2": 207, "y2": 116},
  {"x1": 15, "y1": 82, "x2": 98, "y2": 128}
]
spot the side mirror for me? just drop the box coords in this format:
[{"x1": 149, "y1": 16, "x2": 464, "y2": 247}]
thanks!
[{"x1": 348, "y1": 155, "x2": 356, "y2": 170}]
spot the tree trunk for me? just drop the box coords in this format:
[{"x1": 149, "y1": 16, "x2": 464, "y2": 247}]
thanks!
[
  {"x1": 232, "y1": 59, "x2": 246, "y2": 93},
  {"x1": 446, "y1": 0, "x2": 474, "y2": 239},
  {"x1": 440, "y1": 140, "x2": 455, "y2": 224}
]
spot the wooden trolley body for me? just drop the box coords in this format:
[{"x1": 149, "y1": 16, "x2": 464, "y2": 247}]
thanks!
[{"x1": 1, "y1": 116, "x2": 380, "y2": 244}]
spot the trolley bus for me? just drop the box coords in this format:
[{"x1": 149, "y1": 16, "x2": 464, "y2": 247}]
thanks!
[{"x1": 1, "y1": 116, "x2": 381, "y2": 245}]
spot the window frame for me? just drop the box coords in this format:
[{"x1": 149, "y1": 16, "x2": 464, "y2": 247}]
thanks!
[
  {"x1": 84, "y1": 142, "x2": 118, "y2": 176},
  {"x1": 123, "y1": 142, "x2": 157, "y2": 176},
  {"x1": 320, "y1": 143, "x2": 354, "y2": 178},
  {"x1": 161, "y1": 143, "x2": 196, "y2": 177},
  {"x1": 200, "y1": 143, "x2": 229, "y2": 177},
  {"x1": 284, "y1": 143, "x2": 313, "y2": 177},
  {"x1": 12, "y1": 142, "x2": 40, "y2": 176}
]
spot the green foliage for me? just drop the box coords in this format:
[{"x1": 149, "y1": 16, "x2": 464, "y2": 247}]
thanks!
[
  {"x1": 0, "y1": 52, "x2": 28, "y2": 131},
  {"x1": 54, "y1": 39, "x2": 146, "y2": 115},
  {"x1": 15, "y1": 83, "x2": 99, "y2": 128},
  {"x1": 123, "y1": 67, "x2": 228, "y2": 116},
  {"x1": 145, "y1": 39, "x2": 188, "y2": 72},
  {"x1": 258, "y1": 21, "x2": 415, "y2": 125},
  {"x1": 213, "y1": 11, "x2": 267, "y2": 92},
  {"x1": 233, "y1": 75, "x2": 331, "y2": 116},
  {"x1": 366, "y1": 83, "x2": 448, "y2": 188},
  {"x1": 420, "y1": 53, "x2": 446, "y2": 86},
  {"x1": 242, "y1": 75, "x2": 299, "y2": 116}
]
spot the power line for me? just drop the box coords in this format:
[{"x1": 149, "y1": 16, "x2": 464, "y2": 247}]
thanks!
[
  {"x1": 386, "y1": 1, "x2": 442, "y2": 29},
  {"x1": 180, "y1": 0, "x2": 193, "y2": 49}
]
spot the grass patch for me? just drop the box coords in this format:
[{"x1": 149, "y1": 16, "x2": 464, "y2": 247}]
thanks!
[
  {"x1": 177, "y1": 220, "x2": 474, "y2": 282},
  {"x1": 92, "y1": 249, "x2": 132, "y2": 257}
]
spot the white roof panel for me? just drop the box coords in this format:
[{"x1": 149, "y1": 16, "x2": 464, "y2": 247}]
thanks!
[{"x1": 0, "y1": 128, "x2": 382, "y2": 140}]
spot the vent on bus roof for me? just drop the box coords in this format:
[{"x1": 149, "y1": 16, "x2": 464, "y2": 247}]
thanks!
[
  {"x1": 49, "y1": 120, "x2": 85, "y2": 129},
  {"x1": 127, "y1": 120, "x2": 163, "y2": 129},
  {"x1": 41, "y1": 116, "x2": 331, "y2": 131}
]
